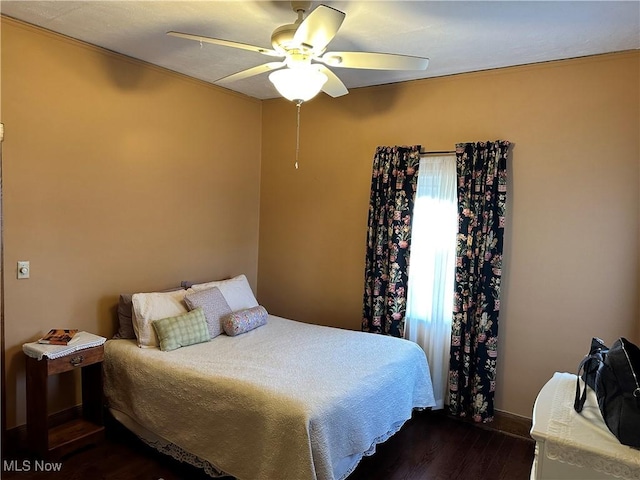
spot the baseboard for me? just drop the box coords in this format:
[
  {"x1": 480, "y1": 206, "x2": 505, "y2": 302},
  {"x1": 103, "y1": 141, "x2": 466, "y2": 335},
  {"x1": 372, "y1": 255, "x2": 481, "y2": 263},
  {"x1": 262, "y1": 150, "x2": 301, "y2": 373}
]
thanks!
[
  {"x1": 5, "y1": 405, "x2": 82, "y2": 457},
  {"x1": 492, "y1": 409, "x2": 532, "y2": 439}
]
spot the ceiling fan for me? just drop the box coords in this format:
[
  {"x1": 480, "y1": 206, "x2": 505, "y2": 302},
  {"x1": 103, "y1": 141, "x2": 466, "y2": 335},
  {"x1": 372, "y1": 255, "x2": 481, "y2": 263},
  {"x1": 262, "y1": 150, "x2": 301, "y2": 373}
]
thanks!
[{"x1": 167, "y1": 1, "x2": 429, "y2": 103}]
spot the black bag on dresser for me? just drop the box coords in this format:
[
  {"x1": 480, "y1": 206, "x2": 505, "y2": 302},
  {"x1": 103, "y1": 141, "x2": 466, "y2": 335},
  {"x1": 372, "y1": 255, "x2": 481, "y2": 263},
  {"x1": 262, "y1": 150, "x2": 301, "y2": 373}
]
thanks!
[
  {"x1": 579, "y1": 337, "x2": 609, "y2": 392},
  {"x1": 596, "y1": 338, "x2": 640, "y2": 448},
  {"x1": 574, "y1": 337, "x2": 640, "y2": 448},
  {"x1": 574, "y1": 337, "x2": 608, "y2": 413}
]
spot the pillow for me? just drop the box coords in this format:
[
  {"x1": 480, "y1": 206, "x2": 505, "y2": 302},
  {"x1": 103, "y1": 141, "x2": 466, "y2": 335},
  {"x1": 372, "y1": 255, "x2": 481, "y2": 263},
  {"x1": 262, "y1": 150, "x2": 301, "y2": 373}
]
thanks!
[
  {"x1": 152, "y1": 308, "x2": 210, "y2": 352},
  {"x1": 184, "y1": 287, "x2": 232, "y2": 339},
  {"x1": 113, "y1": 293, "x2": 135, "y2": 339},
  {"x1": 131, "y1": 289, "x2": 188, "y2": 348},
  {"x1": 113, "y1": 286, "x2": 184, "y2": 339},
  {"x1": 222, "y1": 305, "x2": 268, "y2": 337},
  {"x1": 190, "y1": 274, "x2": 258, "y2": 312}
]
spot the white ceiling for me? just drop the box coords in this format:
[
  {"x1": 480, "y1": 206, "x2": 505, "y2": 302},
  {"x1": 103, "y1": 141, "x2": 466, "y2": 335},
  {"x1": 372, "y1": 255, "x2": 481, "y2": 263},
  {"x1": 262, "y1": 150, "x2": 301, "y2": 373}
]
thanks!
[{"x1": 2, "y1": 1, "x2": 639, "y2": 100}]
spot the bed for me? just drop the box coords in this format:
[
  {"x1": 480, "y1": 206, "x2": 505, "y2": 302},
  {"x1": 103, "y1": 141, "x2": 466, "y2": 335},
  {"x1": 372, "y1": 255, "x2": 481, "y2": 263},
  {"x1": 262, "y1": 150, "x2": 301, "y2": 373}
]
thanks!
[{"x1": 103, "y1": 275, "x2": 435, "y2": 480}]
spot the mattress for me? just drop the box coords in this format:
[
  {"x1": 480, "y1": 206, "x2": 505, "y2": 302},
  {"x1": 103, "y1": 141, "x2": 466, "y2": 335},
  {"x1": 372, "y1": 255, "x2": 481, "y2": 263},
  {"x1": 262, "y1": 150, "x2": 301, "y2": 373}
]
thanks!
[
  {"x1": 530, "y1": 372, "x2": 640, "y2": 480},
  {"x1": 103, "y1": 315, "x2": 435, "y2": 480}
]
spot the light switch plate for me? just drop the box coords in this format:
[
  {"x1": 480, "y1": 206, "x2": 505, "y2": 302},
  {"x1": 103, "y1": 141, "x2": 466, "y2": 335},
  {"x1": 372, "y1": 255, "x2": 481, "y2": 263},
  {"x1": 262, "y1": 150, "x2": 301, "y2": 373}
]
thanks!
[{"x1": 17, "y1": 261, "x2": 30, "y2": 279}]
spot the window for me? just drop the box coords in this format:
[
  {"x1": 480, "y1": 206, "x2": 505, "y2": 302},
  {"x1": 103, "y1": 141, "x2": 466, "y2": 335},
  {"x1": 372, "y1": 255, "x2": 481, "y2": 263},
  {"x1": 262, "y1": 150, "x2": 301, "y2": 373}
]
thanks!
[{"x1": 405, "y1": 155, "x2": 457, "y2": 410}]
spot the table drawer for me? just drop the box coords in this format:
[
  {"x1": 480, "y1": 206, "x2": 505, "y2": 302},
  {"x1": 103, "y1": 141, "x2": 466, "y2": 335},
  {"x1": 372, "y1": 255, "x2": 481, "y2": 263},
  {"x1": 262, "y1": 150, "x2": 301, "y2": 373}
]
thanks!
[{"x1": 46, "y1": 346, "x2": 104, "y2": 375}]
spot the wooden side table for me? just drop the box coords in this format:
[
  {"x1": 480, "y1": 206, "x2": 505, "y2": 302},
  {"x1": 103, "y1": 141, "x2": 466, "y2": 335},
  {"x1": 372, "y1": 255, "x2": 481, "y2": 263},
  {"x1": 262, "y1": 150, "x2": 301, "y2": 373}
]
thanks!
[{"x1": 25, "y1": 344, "x2": 105, "y2": 459}]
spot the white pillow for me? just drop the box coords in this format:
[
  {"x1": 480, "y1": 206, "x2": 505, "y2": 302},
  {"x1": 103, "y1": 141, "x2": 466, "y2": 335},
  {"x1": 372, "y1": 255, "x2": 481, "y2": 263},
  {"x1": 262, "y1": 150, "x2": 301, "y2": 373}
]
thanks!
[
  {"x1": 131, "y1": 289, "x2": 188, "y2": 348},
  {"x1": 189, "y1": 274, "x2": 258, "y2": 312}
]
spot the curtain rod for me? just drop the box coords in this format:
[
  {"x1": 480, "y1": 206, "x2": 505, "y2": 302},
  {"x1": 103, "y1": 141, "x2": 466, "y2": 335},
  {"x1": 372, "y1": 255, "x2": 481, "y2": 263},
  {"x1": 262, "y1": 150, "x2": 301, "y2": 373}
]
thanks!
[{"x1": 419, "y1": 150, "x2": 456, "y2": 155}]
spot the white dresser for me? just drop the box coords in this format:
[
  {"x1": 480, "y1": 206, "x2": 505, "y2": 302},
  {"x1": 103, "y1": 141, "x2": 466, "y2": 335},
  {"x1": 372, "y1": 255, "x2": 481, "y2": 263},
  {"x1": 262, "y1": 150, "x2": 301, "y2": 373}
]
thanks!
[{"x1": 530, "y1": 372, "x2": 640, "y2": 479}]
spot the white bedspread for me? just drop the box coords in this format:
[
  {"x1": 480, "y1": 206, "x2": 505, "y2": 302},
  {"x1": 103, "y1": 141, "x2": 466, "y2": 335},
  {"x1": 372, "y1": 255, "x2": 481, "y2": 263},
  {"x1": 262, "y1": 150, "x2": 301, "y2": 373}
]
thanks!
[{"x1": 103, "y1": 315, "x2": 435, "y2": 480}]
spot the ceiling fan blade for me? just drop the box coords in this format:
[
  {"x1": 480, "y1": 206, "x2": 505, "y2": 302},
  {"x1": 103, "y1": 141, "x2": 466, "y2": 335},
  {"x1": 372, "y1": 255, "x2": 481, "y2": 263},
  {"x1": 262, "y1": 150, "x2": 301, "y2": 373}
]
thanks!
[
  {"x1": 320, "y1": 51, "x2": 429, "y2": 71},
  {"x1": 293, "y1": 5, "x2": 345, "y2": 53},
  {"x1": 216, "y1": 62, "x2": 285, "y2": 84},
  {"x1": 167, "y1": 31, "x2": 281, "y2": 57},
  {"x1": 317, "y1": 66, "x2": 348, "y2": 98}
]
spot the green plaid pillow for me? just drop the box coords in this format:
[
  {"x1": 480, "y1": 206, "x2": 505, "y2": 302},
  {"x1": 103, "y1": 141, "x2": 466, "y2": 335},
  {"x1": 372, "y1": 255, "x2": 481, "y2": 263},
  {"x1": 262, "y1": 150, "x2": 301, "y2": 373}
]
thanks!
[{"x1": 152, "y1": 307, "x2": 210, "y2": 351}]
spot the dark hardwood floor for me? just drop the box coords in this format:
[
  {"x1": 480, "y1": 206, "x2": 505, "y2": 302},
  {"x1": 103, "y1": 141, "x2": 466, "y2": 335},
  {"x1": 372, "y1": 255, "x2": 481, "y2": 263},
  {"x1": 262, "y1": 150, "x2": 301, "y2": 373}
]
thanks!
[
  {"x1": 348, "y1": 410, "x2": 534, "y2": 480},
  {"x1": 3, "y1": 410, "x2": 534, "y2": 480}
]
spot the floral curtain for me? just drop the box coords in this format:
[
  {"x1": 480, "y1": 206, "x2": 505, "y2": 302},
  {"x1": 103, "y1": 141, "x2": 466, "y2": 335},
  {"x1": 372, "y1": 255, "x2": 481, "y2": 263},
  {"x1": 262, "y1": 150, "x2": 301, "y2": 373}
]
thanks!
[
  {"x1": 448, "y1": 140, "x2": 510, "y2": 422},
  {"x1": 362, "y1": 145, "x2": 421, "y2": 337}
]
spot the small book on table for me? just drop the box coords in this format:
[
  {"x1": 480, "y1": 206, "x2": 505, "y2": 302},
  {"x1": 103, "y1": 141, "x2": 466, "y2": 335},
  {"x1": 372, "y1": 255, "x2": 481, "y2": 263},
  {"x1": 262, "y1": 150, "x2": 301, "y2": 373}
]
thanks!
[{"x1": 38, "y1": 329, "x2": 79, "y2": 345}]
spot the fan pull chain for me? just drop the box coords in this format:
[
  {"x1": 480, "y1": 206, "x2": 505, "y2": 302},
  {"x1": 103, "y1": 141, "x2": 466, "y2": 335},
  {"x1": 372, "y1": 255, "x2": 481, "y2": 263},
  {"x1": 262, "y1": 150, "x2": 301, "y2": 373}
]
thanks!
[{"x1": 295, "y1": 100, "x2": 302, "y2": 169}]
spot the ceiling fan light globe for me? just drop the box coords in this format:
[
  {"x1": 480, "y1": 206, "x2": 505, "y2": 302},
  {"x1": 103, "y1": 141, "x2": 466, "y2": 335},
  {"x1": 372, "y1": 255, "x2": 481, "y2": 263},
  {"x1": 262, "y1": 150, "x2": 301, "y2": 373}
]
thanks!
[{"x1": 269, "y1": 68, "x2": 328, "y2": 102}]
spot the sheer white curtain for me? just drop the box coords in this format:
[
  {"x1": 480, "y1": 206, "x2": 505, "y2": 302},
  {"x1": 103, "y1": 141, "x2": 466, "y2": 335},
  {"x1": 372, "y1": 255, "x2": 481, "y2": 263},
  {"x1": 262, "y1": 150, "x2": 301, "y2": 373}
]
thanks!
[{"x1": 405, "y1": 155, "x2": 457, "y2": 410}]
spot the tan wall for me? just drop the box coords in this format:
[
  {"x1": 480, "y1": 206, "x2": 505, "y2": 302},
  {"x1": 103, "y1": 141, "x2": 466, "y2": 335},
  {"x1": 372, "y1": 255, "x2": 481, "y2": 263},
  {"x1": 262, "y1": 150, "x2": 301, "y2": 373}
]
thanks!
[
  {"x1": 2, "y1": 14, "x2": 638, "y2": 427},
  {"x1": 1, "y1": 18, "x2": 262, "y2": 428},
  {"x1": 259, "y1": 52, "x2": 640, "y2": 418}
]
